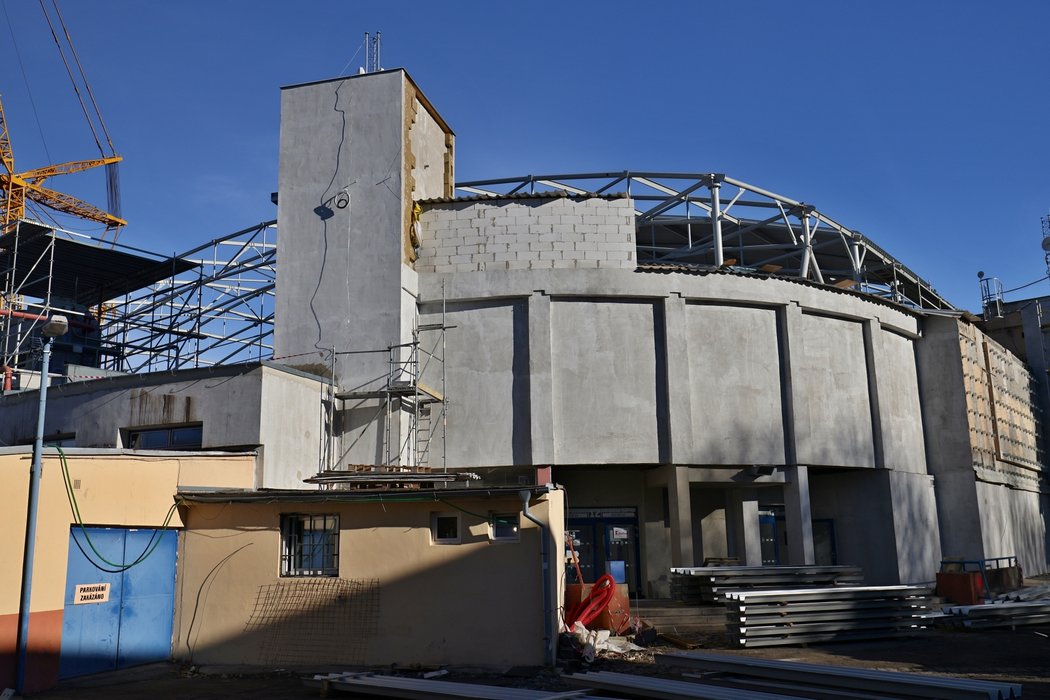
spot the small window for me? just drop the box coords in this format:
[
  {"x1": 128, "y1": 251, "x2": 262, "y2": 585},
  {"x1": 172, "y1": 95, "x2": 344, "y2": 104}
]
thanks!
[
  {"x1": 490, "y1": 513, "x2": 520, "y2": 542},
  {"x1": 431, "y1": 513, "x2": 461, "y2": 544},
  {"x1": 127, "y1": 424, "x2": 203, "y2": 450},
  {"x1": 280, "y1": 513, "x2": 339, "y2": 577}
]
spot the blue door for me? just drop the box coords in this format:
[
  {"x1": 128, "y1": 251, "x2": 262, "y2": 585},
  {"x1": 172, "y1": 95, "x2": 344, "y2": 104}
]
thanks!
[{"x1": 59, "y1": 528, "x2": 177, "y2": 679}]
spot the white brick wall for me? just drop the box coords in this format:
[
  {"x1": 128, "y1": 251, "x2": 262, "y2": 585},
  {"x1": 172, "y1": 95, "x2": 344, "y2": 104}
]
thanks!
[{"x1": 415, "y1": 196, "x2": 636, "y2": 273}]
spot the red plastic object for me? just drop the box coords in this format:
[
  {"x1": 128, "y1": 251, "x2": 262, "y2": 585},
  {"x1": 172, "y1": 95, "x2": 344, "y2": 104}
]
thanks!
[{"x1": 564, "y1": 574, "x2": 616, "y2": 629}]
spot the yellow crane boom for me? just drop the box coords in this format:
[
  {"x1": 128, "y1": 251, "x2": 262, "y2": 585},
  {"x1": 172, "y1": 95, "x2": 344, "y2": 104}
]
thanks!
[{"x1": 0, "y1": 94, "x2": 126, "y2": 234}]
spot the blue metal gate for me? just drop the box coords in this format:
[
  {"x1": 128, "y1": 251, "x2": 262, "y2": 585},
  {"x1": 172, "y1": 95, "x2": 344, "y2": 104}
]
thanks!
[{"x1": 59, "y1": 527, "x2": 177, "y2": 679}]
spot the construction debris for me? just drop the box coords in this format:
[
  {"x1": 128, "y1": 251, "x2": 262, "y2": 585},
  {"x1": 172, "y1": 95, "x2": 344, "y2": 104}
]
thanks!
[
  {"x1": 654, "y1": 651, "x2": 1023, "y2": 700},
  {"x1": 724, "y1": 585, "x2": 933, "y2": 647},
  {"x1": 670, "y1": 565, "x2": 864, "y2": 604},
  {"x1": 305, "y1": 671, "x2": 600, "y2": 699}
]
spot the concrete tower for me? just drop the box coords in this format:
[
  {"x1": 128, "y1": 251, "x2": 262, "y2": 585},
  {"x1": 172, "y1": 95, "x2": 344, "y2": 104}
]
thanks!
[{"x1": 274, "y1": 69, "x2": 453, "y2": 392}]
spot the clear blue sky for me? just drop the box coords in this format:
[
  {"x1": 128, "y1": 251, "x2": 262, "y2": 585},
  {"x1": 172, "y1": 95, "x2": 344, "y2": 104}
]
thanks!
[{"x1": 1, "y1": 0, "x2": 1048, "y2": 311}]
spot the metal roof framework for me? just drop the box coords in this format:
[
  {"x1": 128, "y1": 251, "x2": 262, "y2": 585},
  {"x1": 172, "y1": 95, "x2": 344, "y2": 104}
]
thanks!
[
  {"x1": 0, "y1": 219, "x2": 196, "y2": 372},
  {"x1": 457, "y1": 171, "x2": 955, "y2": 311},
  {"x1": 98, "y1": 219, "x2": 276, "y2": 373}
]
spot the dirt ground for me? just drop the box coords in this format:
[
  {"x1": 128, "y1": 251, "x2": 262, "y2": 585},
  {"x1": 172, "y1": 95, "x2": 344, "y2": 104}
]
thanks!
[{"x1": 29, "y1": 625, "x2": 1050, "y2": 699}]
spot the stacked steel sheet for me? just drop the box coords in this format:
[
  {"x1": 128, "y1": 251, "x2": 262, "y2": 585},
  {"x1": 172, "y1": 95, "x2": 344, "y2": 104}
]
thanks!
[
  {"x1": 942, "y1": 600, "x2": 1050, "y2": 629},
  {"x1": 654, "y1": 651, "x2": 1022, "y2": 699},
  {"x1": 724, "y1": 585, "x2": 933, "y2": 647},
  {"x1": 669, "y1": 565, "x2": 864, "y2": 604}
]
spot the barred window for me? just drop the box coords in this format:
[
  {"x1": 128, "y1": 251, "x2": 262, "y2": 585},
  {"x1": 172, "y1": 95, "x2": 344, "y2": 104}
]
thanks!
[{"x1": 280, "y1": 514, "x2": 339, "y2": 576}]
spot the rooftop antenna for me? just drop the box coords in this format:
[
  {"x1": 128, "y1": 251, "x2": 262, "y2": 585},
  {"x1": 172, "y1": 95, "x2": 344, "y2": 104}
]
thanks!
[
  {"x1": 1041, "y1": 213, "x2": 1050, "y2": 277},
  {"x1": 362, "y1": 31, "x2": 382, "y2": 73}
]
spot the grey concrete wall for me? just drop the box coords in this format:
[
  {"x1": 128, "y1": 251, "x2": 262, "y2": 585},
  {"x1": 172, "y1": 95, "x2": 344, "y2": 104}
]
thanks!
[
  {"x1": 886, "y1": 470, "x2": 940, "y2": 583},
  {"x1": 550, "y1": 299, "x2": 664, "y2": 464},
  {"x1": 873, "y1": 327, "x2": 927, "y2": 473},
  {"x1": 418, "y1": 268, "x2": 924, "y2": 472},
  {"x1": 809, "y1": 470, "x2": 900, "y2": 583},
  {"x1": 976, "y1": 480, "x2": 1049, "y2": 575},
  {"x1": 426, "y1": 299, "x2": 531, "y2": 467},
  {"x1": 684, "y1": 303, "x2": 784, "y2": 465},
  {"x1": 793, "y1": 312, "x2": 875, "y2": 468},
  {"x1": 416, "y1": 197, "x2": 636, "y2": 273},
  {"x1": 0, "y1": 363, "x2": 326, "y2": 490},
  {"x1": 275, "y1": 70, "x2": 451, "y2": 397}
]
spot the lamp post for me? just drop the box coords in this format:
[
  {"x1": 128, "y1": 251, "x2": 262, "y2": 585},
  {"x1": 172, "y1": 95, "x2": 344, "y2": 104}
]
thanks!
[{"x1": 15, "y1": 314, "x2": 68, "y2": 694}]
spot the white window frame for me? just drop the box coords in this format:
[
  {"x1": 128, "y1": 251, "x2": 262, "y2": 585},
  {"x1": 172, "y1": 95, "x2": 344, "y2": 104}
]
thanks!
[
  {"x1": 489, "y1": 512, "x2": 520, "y2": 543},
  {"x1": 431, "y1": 512, "x2": 461, "y2": 544}
]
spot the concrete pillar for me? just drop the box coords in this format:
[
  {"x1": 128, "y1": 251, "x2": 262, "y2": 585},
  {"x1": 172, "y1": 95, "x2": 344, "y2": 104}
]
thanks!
[
  {"x1": 726, "y1": 489, "x2": 762, "y2": 566},
  {"x1": 783, "y1": 465, "x2": 816, "y2": 565},
  {"x1": 663, "y1": 294, "x2": 694, "y2": 463},
  {"x1": 529, "y1": 292, "x2": 555, "y2": 465},
  {"x1": 777, "y1": 303, "x2": 801, "y2": 466},
  {"x1": 667, "y1": 465, "x2": 694, "y2": 567},
  {"x1": 862, "y1": 319, "x2": 886, "y2": 469}
]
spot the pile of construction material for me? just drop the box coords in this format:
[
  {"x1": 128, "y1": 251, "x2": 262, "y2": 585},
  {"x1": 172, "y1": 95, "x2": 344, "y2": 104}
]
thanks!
[
  {"x1": 647, "y1": 651, "x2": 1022, "y2": 699},
  {"x1": 724, "y1": 585, "x2": 933, "y2": 647},
  {"x1": 939, "y1": 583, "x2": 1050, "y2": 630},
  {"x1": 670, "y1": 565, "x2": 864, "y2": 604}
]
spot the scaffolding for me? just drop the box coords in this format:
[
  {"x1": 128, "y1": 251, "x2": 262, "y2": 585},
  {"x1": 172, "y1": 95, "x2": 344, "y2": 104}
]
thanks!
[{"x1": 335, "y1": 306, "x2": 448, "y2": 471}]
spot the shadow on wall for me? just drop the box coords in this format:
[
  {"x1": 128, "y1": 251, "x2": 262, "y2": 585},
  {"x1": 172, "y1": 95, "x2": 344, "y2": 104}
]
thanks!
[{"x1": 174, "y1": 520, "x2": 551, "y2": 670}]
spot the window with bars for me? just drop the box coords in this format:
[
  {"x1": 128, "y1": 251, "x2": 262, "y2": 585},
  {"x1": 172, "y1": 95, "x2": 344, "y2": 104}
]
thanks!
[{"x1": 280, "y1": 513, "x2": 339, "y2": 576}]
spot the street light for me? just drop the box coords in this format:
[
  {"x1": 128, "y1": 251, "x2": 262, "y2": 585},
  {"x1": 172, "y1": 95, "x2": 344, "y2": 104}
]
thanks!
[{"x1": 15, "y1": 314, "x2": 68, "y2": 694}]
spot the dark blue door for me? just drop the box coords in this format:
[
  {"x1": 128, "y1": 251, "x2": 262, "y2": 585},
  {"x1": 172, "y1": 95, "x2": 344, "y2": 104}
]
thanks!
[{"x1": 59, "y1": 528, "x2": 177, "y2": 679}]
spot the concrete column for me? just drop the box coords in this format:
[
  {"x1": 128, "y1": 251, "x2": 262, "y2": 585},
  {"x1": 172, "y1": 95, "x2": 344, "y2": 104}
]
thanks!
[
  {"x1": 777, "y1": 303, "x2": 801, "y2": 466},
  {"x1": 783, "y1": 465, "x2": 816, "y2": 565},
  {"x1": 726, "y1": 489, "x2": 762, "y2": 566},
  {"x1": 663, "y1": 294, "x2": 694, "y2": 463},
  {"x1": 529, "y1": 292, "x2": 555, "y2": 465},
  {"x1": 862, "y1": 319, "x2": 886, "y2": 469},
  {"x1": 667, "y1": 465, "x2": 694, "y2": 567}
]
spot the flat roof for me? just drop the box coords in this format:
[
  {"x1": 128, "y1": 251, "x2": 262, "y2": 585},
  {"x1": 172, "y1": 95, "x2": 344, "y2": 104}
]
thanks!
[
  {"x1": 0, "y1": 222, "x2": 197, "y2": 305},
  {"x1": 177, "y1": 484, "x2": 550, "y2": 504}
]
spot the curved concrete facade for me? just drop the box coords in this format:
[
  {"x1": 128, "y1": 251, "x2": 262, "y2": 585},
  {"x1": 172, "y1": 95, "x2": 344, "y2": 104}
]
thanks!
[{"x1": 417, "y1": 203, "x2": 925, "y2": 476}]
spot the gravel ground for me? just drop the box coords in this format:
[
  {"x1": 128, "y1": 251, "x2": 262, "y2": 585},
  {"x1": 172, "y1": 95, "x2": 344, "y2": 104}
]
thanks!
[{"x1": 31, "y1": 625, "x2": 1050, "y2": 699}]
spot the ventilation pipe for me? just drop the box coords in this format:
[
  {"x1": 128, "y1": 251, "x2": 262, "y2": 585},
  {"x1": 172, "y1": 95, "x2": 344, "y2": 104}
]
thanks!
[{"x1": 519, "y1": 488, "x2": 554, "y2": 666}]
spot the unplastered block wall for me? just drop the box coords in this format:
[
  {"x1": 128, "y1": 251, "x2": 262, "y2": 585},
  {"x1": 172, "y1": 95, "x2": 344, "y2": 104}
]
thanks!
[{"x1": 416, "y1": 195, "x2": 636, "y2": 273}]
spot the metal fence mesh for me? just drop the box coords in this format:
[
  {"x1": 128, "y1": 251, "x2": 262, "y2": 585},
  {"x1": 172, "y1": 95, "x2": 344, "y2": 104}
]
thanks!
[{"x1": 244, "y1": 578, "x2": 380, "y2": 665}]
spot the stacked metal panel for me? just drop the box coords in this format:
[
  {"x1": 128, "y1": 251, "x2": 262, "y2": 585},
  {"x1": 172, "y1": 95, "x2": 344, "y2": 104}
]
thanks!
[
  {"x1": 653, "y1": 651, "x2": 1023, "y2": 699},
  {"x1": 942, "y1": 600, "x2": 1050, "y2": 630},
  {"x1": 669, "y1": 565, "x2": 864, "y2": 604},
  {"x1": 724, "y1": 585, "x2": 933, "y2": 647}
]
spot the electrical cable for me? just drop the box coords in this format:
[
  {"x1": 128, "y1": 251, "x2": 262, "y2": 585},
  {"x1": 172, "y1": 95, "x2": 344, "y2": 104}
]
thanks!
[
  {"x1": 57, "y1": 445, "x2": 179, "y2": 573},
  {"x1": 1002, "y1": 275, "x2": 1050, "y2": 295}
]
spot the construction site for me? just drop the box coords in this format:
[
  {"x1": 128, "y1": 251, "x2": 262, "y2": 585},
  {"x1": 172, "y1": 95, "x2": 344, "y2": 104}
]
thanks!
[{"x1": 0, "y1": 12, "x2": 1049, "y2": 700}]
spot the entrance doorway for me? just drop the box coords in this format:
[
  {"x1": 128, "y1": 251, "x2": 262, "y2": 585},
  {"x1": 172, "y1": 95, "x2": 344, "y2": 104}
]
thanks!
[
  {"x1": 59, "y1": 527, "x2": 178, "y2": 679},
  {"x1": 566, "y1": 507, "x2": 641, "y2": 594}
]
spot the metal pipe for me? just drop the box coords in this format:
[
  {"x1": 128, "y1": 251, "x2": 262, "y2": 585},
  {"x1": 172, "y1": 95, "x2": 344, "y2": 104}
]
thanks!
[
  {"x1": 519, "y1": 489, "x2": 554, "y2": 667},
  {"x1": 711, "y1": 180, "x2": 723, "y2": 266},
  {"x1": 15, "y1": 335, "x2": 53, "y2": 694}
]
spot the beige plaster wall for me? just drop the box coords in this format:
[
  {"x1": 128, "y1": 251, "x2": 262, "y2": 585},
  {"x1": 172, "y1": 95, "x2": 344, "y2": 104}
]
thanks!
[{"x1": 174, "y1": 490, "x2": 564, "y2": 669}]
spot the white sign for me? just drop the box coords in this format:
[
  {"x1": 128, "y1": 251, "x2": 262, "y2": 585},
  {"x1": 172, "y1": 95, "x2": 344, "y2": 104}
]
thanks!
[{"x1": 74, "y1": 583, "x2": 110, "y2": 605}]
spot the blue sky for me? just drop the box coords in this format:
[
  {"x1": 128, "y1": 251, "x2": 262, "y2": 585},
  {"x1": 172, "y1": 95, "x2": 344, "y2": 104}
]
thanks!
[{"x1": 1, "y1": 0, "x2": 1048, "y2": 310}]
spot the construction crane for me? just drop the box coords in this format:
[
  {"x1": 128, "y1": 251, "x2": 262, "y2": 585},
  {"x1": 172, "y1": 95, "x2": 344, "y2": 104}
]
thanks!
[
  {"x1": 0, "y1": 96, "x2": 125, "y2": 235},
  {"x1": 0, "y1": 0, "x2": 125, "y2": 239}
]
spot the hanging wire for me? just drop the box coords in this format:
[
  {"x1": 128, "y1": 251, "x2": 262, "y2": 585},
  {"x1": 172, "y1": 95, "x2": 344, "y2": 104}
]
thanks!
[
  {"x1": 2, "y1": 0, "x2": 52, "y2": 163},
  {"x1": 37, "y1": 0, "x2": 103, "y2": 156},
  {"x1": 1002, "y1": 275, "x2": 1050, "y2": 295},
  {"x1": 50, "y1": 0, "x2": 116, "y2": 154}
]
